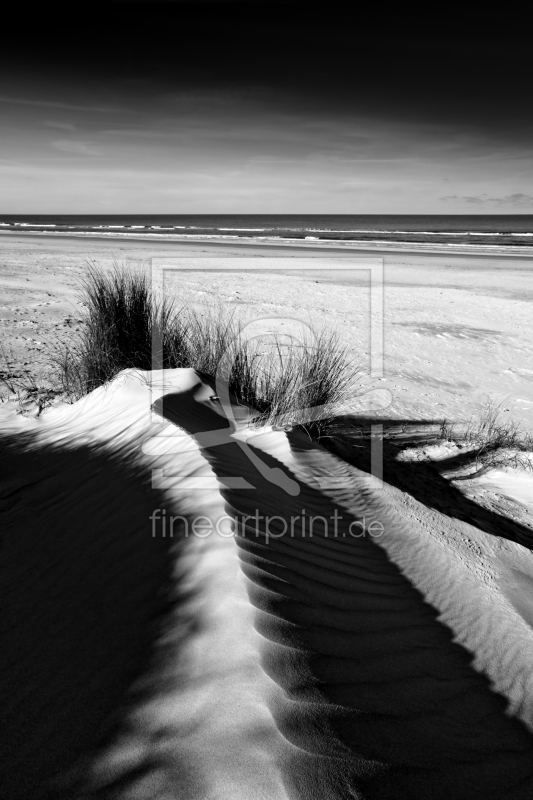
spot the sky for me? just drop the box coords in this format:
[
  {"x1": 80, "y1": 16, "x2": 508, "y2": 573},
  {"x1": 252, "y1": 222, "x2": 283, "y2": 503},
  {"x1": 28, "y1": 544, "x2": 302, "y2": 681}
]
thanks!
[{"x1": 1, "y1": 1, "x2": 532, "y2": 214}]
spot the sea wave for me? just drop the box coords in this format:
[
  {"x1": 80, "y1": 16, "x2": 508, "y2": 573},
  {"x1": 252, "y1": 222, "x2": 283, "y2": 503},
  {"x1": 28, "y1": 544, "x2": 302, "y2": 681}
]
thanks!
[
  {"x1": 4, "y1": 228, "x2": 533, "y2": 253},
  {"x1": 3, "y1": 224, "x2": 533, "y2": 255},
  {"x1": 305, "y1": 228, "x2": 533, "y2": 237},
  {"x1": 2, "y1": 222, "x2": 533, "y2": 239}
]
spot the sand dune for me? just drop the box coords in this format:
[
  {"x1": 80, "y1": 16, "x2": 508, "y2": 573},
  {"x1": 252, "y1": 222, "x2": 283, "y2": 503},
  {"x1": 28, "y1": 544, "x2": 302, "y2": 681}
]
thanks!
[
  {"x1": 158, "y1": 378, "x2": 533, "y2": 799},
  {"x1": 2, "y1": 369, "x2": 533, "y2": 798}
]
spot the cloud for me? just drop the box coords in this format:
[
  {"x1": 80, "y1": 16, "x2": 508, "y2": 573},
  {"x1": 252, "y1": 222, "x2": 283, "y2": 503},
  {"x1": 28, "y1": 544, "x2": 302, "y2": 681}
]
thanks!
[
  {"x1": 440, "y1": 193, "x2": 533, "y2": 207},
  {"x1": 51, "y1": 140, "x2": 101, "y2": 156},
  {"x1": 0, "y1": 95, "x2": 131, "y2": 113},
  {"x1": 44, "y1": 121, "x2": 77, "y2": 132},
  {"x1": 154, "y1": 85, "x2": 279, "y2": 110},
  {"x1": 334, "y1": 180, "x2": 374, "y2": 193}
]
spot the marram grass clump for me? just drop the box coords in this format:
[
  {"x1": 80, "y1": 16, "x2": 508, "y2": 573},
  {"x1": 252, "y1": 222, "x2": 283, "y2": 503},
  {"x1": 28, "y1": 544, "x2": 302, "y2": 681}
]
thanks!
[{"x1": 55, "y1": 264, "x2": 362, "y2": 437}]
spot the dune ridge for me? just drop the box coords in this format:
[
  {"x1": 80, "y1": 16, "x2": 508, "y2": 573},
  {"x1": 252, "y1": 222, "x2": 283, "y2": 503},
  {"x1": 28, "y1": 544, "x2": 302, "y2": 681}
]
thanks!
[{"x1": 2, "y1": 369, "x2": 533, "y2": 798}]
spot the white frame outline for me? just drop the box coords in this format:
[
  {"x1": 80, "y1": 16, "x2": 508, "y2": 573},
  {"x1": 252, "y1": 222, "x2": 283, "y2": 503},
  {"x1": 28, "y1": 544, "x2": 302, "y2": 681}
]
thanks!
[{"x1": 148, "y1": 256, "x2": 386, "y2": 490}]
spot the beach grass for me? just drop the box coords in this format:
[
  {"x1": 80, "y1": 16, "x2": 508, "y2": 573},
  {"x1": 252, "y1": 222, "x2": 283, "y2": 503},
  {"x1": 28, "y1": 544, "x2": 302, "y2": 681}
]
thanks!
[
  {"x1": 2, "y1": 265, "x2": 532, "y2": 463},
  {"x1": 54, "y1": 265, "x2": 183, "y2": 395},
  {"x1": 226, "y1": 328, "x2": 360, "y2": 436},
  {"x1": 51, "y1": 265, "x2": 361, "y2": 437},
  {"x1": 0, "y1": 347, "x2": 62, "y2": 415},
  {"x1": 440, "y1": 398, "x2": 533, "y2": 475}
]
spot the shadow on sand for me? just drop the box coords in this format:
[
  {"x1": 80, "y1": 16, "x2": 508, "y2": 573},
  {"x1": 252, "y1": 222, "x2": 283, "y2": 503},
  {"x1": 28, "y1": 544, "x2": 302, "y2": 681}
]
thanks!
[
  {"x1": 0, "y1": 431, "x2": 196, "y2": 799},
  {"x1": 322, "y1": 415, "x2": 533, "y2": 551},
  {"x1": 2, "y1": 388, "x2": 533, "y2": 800},
  {"x1": 157, "y1": 387, "x2": 533, "y2": 800}
]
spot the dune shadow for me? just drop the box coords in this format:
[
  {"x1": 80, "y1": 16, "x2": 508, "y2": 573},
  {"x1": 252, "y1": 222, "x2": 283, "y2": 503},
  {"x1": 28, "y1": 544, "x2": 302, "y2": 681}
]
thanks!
[
  {"x1": 157, "y1": 389, "x2": 533, "y2": 800},
  {"x1": 322, "y1": 415, "x2": 533, "y2": 551},
  {"x1": 0, "y1": 430, "x2": 194, "y2": 799}
]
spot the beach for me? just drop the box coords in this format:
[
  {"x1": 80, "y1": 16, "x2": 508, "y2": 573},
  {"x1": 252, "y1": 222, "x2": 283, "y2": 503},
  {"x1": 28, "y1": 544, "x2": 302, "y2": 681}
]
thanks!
[
  {"x1": 1, "y1": 232, "x2": 533, "y2": 798},
  {"x1": 2, "y1": 232, "x2": 533, "y2": 428}
]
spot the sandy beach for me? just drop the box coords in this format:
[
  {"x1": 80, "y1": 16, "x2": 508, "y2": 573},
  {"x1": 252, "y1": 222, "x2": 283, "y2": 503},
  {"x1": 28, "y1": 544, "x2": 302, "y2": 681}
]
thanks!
[
  {"x1": 1, "y1": 233, "x2": 533, "y2": 798},
  {"x1": 2, "y1": 232, "x2": 533, "y2": 428}
]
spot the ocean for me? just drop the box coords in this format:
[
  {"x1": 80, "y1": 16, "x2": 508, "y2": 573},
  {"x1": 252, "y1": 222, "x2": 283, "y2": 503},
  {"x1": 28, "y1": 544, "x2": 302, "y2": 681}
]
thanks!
[{"x1": 1, "y1": 214, "x2": 533, "y2": 252}]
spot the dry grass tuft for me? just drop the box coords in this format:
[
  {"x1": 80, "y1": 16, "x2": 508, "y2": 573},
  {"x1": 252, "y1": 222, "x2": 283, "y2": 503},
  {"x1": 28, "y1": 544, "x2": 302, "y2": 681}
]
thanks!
[
  {"x1": 440, "y1": 397, "x2": 533, "y2": 474},
  {"x1": 50, "y1": 265, "x2": 361, "y2": 437}
]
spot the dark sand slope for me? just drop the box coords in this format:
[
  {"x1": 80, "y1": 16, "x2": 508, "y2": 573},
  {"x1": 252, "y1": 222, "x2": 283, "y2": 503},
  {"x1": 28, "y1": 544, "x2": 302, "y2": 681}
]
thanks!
[
  {"x1": 0, "y1": 428, "x2": 190, "y2": 799},
  {"x1": 158, "y1": 384, "x2": 533, "y2": 800},
  {"x1": 0, "y1": 371, "x2": 221, "y2": 799}
]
